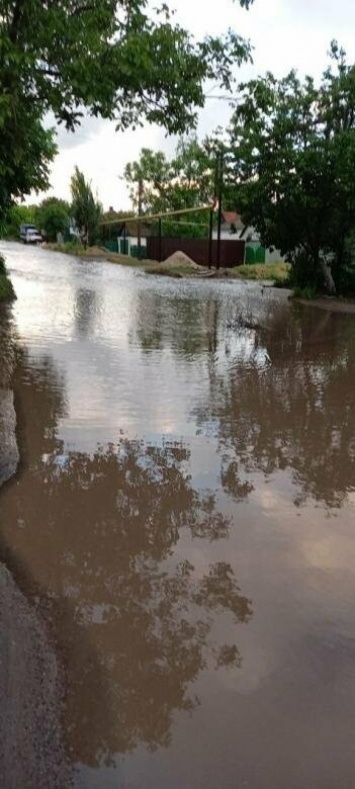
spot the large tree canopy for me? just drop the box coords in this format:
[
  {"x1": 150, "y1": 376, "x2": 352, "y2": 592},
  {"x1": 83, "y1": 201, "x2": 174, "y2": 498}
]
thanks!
[
  {"x1": 124, "y1": 137, "x2": 215, "y2": 214},
  {"x1": 226, "y1": 43, "x2": 355, "y2": 294},
  {"x1": 0, "y1": 0, "x2": 253, "y2": 220},
  {"x1": 124, "y1": 137, "x2": 218, "y2": 237}
]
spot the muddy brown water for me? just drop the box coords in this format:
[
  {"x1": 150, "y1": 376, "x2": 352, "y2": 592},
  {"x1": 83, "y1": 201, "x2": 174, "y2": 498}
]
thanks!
[{"x1": 1, "y1": 241, "x2": 355, "y2": 788}]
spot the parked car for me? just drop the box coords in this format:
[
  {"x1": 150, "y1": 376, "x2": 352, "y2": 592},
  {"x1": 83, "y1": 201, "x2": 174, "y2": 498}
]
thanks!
[{"x1": 20, "y1": 224, "x2": 43, "y2": 244}]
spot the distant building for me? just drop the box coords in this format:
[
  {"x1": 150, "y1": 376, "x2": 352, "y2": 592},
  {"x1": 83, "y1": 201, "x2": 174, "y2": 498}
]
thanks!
[
  {"x1": 213, "y1": 211, "x2": 285, "y2": 264},
  {"x1": 212, "y1": 211, "x2": 244, "y2": 240}
]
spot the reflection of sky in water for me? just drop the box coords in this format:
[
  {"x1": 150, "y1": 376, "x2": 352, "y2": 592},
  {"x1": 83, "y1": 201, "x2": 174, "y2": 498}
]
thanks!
[
  {"x1": 3, "y1": 242, "x2": 355, "y2": 789},
  {"x1": 8, "y1": 243, "x2": 282, "y2": 452}
]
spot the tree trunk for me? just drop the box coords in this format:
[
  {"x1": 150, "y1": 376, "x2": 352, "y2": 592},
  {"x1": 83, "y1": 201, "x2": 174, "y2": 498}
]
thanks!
[{"x1": 319, "y1": 256, "x2": 337, "y2": 296}]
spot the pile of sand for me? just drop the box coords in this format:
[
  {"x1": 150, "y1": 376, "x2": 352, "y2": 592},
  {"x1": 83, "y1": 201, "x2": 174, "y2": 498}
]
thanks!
[{"x1": 163, "y1": 251, "x2": 201, "y2": 270}]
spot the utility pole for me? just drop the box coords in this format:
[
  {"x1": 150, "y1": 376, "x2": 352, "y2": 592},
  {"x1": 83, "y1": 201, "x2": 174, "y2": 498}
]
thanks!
[
  {"x1": 216, "y1": 150, "x2": 224, "y2": 271},
  {"x1": 137, "y1": 178, "x2": 143, "y2": 259},
  {"x1": 158, "y1": 217, "x2": 162, "y2": 262},
  {"x1": 208, "y1": 208, "x2": 214, "y2": 269}
]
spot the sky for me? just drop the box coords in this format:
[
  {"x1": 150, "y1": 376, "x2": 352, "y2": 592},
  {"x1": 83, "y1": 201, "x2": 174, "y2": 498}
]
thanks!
[{"x1": 29, "y1": 0, "x2": 355, "y2": 210}]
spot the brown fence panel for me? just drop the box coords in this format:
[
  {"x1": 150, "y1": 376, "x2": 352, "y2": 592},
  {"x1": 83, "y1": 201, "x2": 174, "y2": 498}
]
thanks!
[{"x1": 146, "y1": 237, "x2": 245, "y2": 268}]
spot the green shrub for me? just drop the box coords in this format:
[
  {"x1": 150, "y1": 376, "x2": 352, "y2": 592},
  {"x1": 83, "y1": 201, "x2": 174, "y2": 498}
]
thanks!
[
  {"x1": 2, "y1": 204, "x2": 37, "y2": 239},
  {"x1": 47, "y1": 240, "x2": 83, "y2": 254},
  {"x1": 292, "y1": 285, "x2": 317, "y2": 300},
  {"x1": 0, "y1": 254, "x2": 6, "y2": 276},
  {"x1": 0, "y1": 254, "x2": 16, "y2": 301},
  {"x1": 288, "y1": 249, "x2": 321, "y2": 291}
]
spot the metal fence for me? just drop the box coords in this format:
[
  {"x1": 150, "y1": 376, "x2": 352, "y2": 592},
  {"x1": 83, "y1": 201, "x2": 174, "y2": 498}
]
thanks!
[{"x1": 146, "y1": 237, "x2": 245, "y2": 268}]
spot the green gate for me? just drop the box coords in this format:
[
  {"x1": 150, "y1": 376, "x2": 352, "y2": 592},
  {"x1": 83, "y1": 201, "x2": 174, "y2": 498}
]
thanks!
[
  {"x1": 245, "y1": 245, "x2": 266, "y2": 264},
  {"x1": 255, "y1": 246, "x2": 265, "y2": 263},
  {"x1": 245, "y1": 246, "x2": 255, "y2": 264},
  {"x1": 105, "y1": 239, "x2": 118, "y2": 253}
]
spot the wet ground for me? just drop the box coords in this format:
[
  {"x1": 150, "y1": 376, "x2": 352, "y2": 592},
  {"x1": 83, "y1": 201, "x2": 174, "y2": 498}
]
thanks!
[{"x1": 1, "y1": 241, "x2": 355, "y2": 788}]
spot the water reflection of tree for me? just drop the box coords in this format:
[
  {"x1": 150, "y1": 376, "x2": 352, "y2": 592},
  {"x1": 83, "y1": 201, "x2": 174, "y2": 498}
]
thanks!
[
  {"x1": 195, "y1": 308, "x2": 355, "y2": 508},
  {"x1": 130, "y1": 291, "x2": 220, "y2": 356},
  {"x1": 0, "y1": 355, "x2": 252, "y2": 768},
  {"x1": 74, "y1": 287, "x2": 101, "y2": 339}
]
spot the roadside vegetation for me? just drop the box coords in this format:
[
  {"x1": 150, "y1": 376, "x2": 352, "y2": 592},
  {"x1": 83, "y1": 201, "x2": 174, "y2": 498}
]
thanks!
[
  {"x1": 0, "y1": 256, "x2": 15, "y2": 303},
  {"x1": 226, "y1": 262, "x2": 290, "y2": 283},
  {"x1": 44, "y1": 242, "x2": 289, "y2": 283},
  {"x1": 225, "y1": 44, "x2": 355, "y2": 296},
  {"x1": 45, "y1": 243, "x2": 157, "y2": 267}
]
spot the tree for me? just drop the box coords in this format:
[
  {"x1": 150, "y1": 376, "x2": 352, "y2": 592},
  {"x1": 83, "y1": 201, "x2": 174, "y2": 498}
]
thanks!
[
  {"x1": 194, "y1": 297, "x2": 355, "y2": 510},
  {"x1": 124, "y1": 136, "x2": 216, "y2": 235},
  {"x1": 36, "y1": 197, "x2": 71, "y2": 242},
  {"x1": 226, "y1": 43, "x2": 355, "y2": 294},
  {"x1": 0, "y1": 99, "x2": 57, "y2": 226},
  {"x1": 0, "y1": 0, "x2": 253, "y2": 222},
  {"x1": 70, "y1": 167, "x2": 102, "y2": 246},
  {"x1": 1, "y1": 204, "x2": 37, "y2": 238},
  {"x1": 0, "y1": 350, "x2": 252, "y2": 767}
]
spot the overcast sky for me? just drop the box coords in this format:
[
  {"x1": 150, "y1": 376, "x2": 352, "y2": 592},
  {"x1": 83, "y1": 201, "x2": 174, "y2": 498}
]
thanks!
[{"x1": 30, "y1": 0, "x2": 355, "y2": 210}]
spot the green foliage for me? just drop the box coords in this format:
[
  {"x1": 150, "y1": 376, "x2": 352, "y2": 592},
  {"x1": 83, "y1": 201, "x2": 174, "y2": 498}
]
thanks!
[
  {"x1": 0, "y1": 92, "x2": 57, "y2": 224},
  {"x1": 287, "y1": 249, "x2": 320, "y2": 291},
  {"x1": 70, "y1": 167, "x2": 102, "y2": 246},
  {"x1": 36, "y1": 197, "x2": 71, "y2": 242},
  {"x1": 229, "y1": 263, "x2": 290, "y2": 282},
  {"x1": 0, "y1": 1, "x2": 251, "y2": 220},
  {"x1": 337, "y1": 232, "x2": 355, "y2": 294},
  {"x1": 101, "y1": 209, "x2": 132, "y2": 224},
  {"x1": 124, "y1": 136, "x2": 215, "y2": 227},
  {"x1": 97, "y1": 209, "x2": 133, "y2": 243},
  {"x1": 46, "y1": 240, "x2": 86, "y2": 255},
  {"x1": 227, "y1": 43, "x2": 355, "y2": 294},
  {"x1": 0, "y1": 255, "x2": 15, "y2": 301},
  {"x1": 292, "y1": 285, "x2": 317, "y2": 300},
  {"x1": 1, "y1": 204, "x2": 37, "y2": 238},
  {"x1": 158, "y1": 220, "x2": 208, "y2": 239}
]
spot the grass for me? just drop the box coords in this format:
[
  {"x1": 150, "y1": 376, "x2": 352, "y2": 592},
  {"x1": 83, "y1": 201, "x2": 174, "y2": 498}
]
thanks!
[
  {"x1": 46, "y1": 242, "x2": 156, "y2": 267},
  {"x1": 226, "y1": 262, "x2": 291, "y2": 283},
  {"x1": 291, "y1": 285, "x2": 317, "y2": 300}
]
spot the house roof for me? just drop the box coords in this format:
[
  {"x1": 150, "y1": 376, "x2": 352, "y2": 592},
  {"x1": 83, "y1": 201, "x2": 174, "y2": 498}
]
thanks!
[
  {"x1": 116, "y1": 220, "x2": 152, "y2": 237},
  {"x1": 222, "y1": 211, "x2": 243, "y2": 225}
]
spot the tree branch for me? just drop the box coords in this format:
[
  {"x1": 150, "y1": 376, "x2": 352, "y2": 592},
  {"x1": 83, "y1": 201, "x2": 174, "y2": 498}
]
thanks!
[
  {"x1": 71, "y1": 4, "x2": 97, "y2": 17},
  {"x1": 37, "y1": 67, "x2": 61, "y2": 78},
  {"x1": 9, "y1": 0, "x2": 25, "y2": 44}
]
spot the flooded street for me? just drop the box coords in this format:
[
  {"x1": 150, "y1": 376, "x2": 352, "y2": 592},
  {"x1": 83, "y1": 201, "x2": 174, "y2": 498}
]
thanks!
[{"x1": 1, "y1": 241, "x2": 355, "y2": 788}]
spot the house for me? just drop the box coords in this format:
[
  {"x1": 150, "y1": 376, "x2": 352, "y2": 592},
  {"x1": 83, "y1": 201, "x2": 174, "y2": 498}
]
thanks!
[
  {"x1": 213, "y1": 211, "x2": 285, "y2": 264},
  {"x1": 116, "y1": 219, "x2": 151, "y2": 256},
  {"x1": 212, "y1": 211, "x2": 244, "y2": 241},
  {"x1": 240, "y1": 224, "x2": 286, "y2": 264}
]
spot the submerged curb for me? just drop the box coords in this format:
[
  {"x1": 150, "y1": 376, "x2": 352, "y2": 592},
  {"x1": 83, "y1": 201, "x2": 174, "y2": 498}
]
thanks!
[{"x1": 0, "y1": 389, "x2": 19, "y2": 489}]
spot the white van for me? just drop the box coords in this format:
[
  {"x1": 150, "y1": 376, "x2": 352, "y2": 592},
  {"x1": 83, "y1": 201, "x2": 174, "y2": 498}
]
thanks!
[{"x1": 20, "y1": 224, "x2": 43, "y2": 244}]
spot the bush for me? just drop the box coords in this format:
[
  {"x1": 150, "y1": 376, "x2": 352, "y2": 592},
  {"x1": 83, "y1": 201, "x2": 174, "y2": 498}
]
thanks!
[
  {"x1": 0, "y1": 254, "x2": 6, "y2": 276},
  {"x1": 36, "y1": 197, "x2": 71, "y2": 241},
  {"x1": 0, "y1": 254, "x2": 16, "y2": 301},
  {"x1": 46, "y1": 239, "x2": 84, "y2": 255},
  {"x1": 334, "y1": 234, "x2": 355, "y2": 295},
  {"x1": 288, "y1": 248, "x2": 321, "y2": 291},
  {"x1": 292, "y1": 285, "x2": 317, "y2": 300}
]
